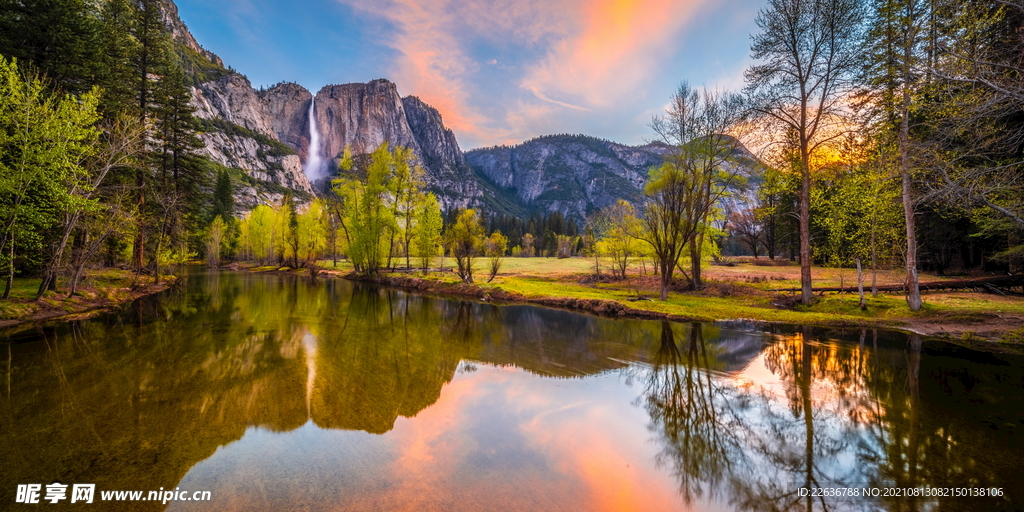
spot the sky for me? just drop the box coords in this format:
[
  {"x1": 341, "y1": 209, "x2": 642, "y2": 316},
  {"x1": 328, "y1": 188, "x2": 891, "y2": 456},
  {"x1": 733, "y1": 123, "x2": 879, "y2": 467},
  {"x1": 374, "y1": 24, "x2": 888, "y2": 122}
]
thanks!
[{"x1": 175, "y1": 0, "x2": 767, "y2": 150}]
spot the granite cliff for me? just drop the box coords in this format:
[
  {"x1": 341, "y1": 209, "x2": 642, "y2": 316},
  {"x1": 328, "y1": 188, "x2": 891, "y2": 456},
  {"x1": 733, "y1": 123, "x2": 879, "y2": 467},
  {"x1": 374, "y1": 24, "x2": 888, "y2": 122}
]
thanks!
[
  {"x1": 189, "y1": 75, "x2": 315, "y2": 209},
  {"x1": 311, "y1": 81, "x2": 483, "y2": 209},
  {"x1": 151, "y1": 0, "x2": 223, "y2": 67},
  {"x1": 465, "y1": 134, "x2": 764, "y2": 221},
  {"x1": 187, "y1": 67, "x2": 492, "y2": 210},
  {"x1": 465, "y1": 135, "x2": 669, "y2": 220}
]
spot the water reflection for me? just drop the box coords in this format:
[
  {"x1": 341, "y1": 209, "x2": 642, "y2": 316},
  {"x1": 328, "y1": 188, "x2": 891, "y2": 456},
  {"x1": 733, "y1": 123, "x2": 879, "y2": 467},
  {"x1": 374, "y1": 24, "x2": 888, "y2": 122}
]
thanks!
[{"x1": 1, "y1": 271, "x2": 1022, "y2": 511}]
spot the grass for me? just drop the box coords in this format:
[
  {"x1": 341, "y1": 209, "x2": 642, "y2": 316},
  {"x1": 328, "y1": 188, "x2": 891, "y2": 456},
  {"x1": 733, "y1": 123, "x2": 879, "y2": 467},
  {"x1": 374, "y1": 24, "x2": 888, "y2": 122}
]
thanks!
[
  {"x1": 246, "y1": 255, "x2": 1023, "y2": 346},
  {"x1": 368, "y1": 256, "x2": 1023, "y2": 340},
  {"x1": 478, "y1": 274, "x2": 907, "y2": 328},
  {"x1": 0, "y1": 269, "x2": 155, "y2": 322},
  {"x1": 1001, "y1": 327, "x2": 1024, "y2": 345}
]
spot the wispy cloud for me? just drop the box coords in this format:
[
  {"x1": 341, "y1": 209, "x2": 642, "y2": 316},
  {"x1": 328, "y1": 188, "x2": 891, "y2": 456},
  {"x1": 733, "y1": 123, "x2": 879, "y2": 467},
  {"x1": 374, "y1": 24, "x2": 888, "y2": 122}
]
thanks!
[
  {"x1": 336, "y1": 0, "x2": 725, "y2": 148},
  {"x1": 520, "y1": 0, "x2": 708, "y2": 108}
]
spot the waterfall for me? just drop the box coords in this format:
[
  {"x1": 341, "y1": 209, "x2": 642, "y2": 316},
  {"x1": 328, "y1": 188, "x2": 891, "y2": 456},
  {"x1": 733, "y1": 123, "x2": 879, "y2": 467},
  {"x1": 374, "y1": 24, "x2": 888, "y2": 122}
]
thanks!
[{"x1": 303, "y1": 98, "x2": 326, "y2": 181}]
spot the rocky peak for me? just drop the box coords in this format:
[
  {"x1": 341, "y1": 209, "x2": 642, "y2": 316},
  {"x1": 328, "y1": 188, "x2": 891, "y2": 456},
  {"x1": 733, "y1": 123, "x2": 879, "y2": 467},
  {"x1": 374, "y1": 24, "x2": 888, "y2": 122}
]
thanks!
[
  {"x1": 313, "y1": 79, "x2": 422, "y2": 166},
  {"x1": 261, "y1": 83, "x2": 313, "y2": 161},
  {"x1": 151, "y1": 0, "x2": 223, "y2": 66},
  {"x1": 402, "y1": 96, "x2": 466, "y2": 171},
  {"x1": 465, "y1": 135, "x2": 665, "y2": 220},
  {"x1": 191, "y1": 74, "x2": 276, "y2": 138},
  {"x1": 401, "y1": 95, "x2": 484, "y2": 209}
]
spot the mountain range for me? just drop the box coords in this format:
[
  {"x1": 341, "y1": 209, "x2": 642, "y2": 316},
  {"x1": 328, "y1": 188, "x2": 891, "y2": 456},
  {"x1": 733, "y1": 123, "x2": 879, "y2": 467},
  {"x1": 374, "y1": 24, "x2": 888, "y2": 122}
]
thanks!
[{"x1": 159, "y1": 0, "x2": 758, "y2": 220}]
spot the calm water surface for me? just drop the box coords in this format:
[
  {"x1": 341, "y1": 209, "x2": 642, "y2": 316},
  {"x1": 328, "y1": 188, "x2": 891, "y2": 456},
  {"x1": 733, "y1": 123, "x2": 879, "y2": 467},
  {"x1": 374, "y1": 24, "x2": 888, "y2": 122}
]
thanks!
[{"x1": 2, "y1": 271, "x2": 1022, "y2": 511}]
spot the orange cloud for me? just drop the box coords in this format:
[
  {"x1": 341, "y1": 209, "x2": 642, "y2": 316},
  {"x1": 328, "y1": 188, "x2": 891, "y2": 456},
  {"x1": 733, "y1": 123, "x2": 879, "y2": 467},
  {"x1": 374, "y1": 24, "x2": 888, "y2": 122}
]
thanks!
[
  {"x1": 521, "y1": 0, "x2": 708, "y2": 108},
  {"x1": 336, "y1": 0, "x2": 712, "y2": 147}
]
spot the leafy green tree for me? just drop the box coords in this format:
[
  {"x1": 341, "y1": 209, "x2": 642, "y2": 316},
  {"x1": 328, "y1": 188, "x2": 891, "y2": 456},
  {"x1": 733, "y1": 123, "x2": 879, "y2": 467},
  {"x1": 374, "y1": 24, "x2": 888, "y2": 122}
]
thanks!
[
  {"x1": 862, "y1": 0, "x2": 933, "y2": 310},
  {"x1": 49, "y1": 115, "x2": 144, "y2": 297},
  {"x1": 485, "y1": 231, "x2": 508, "y2": 283},
  {"x1": 150, "y1": 65, "x2": 207, "y2": 275},
  {"x1": 386, "y1": 146, "x2": 425, "y2": 269},
  {"x1": 520, "y1": 233, "x2": 535, "y2": 257},
  {"x1": 332, "y1": 143, "x2": 400, "y2": 274},
  {"x1": 445, "y1": 209, "x2": 484, "y2": 283},
  {"x1": 205, "y1": 216, "x2": 225, "y2": 267},
  {"x1": 0, "y1": 0, "x2": 103, "y2": 95},
  {"x1": 595, "y1": 200, "x2": 642, "y2": 280},
  {"x1": 296, "y1": 199, "x2": 327, "y2": 270},
  {"x1": 95, "y1": 0, "x2": 139, "y2": 117},
  {"x1": 0, "y1": 57, "x2": 100, "y2": 298},
  {"x1": 413, "y1": 193, "x2": 443, "y2": 273},
  {"x1": 212, "y1": 168, "x2": 235, "y2": 222},
  {"x1": 637, "y1": 162, "x2": 689, "y2": 300},
  {"x1": 647, "y1": 83, "x2": 745, "y2": 293},
  {"x1": 752, "y1": 165, "x2": 799, "y2": 261},
  {"x1": 280, "y1": 193, "x2": 300, "y2": 267},
  {"x1": 128, "y1": 0, "x2": 174, "y2": 274},
  {"x1": 239, "y1": 204, "x2": 279, "y2": 265}
]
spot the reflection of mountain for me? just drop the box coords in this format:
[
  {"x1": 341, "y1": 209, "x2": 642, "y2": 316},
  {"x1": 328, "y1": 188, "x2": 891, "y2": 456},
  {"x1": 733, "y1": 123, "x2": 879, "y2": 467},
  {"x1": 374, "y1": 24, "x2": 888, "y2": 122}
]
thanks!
[
  {"x1": 1, "y1": 272, "x2": 722, "y2": 507},
  {"x1": 4, "y1": 273, "x2": 1023, "y2": 511}
]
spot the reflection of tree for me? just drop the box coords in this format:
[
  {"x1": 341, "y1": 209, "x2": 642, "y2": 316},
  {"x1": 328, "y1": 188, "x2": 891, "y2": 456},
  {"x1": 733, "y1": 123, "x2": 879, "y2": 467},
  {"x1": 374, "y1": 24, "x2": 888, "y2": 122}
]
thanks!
[
  {"x1": 0, "y1": 273, "x2": 311, "y2": 510},
  {"x1": 6, "y1": 272, "x2": 1023, "y2": 511},
  {"x1": 310, "y1": 285, "x2": 465, "y2": 433},
  {"x1": 642, "y1": 322, "x2": 744, "y2": 505},
  {"x1": 857, "y1": 333, "x2": 1022, "y2": 511},
  {"x1": 729, "y1": 329, "x2": 870, "y2": 511}
]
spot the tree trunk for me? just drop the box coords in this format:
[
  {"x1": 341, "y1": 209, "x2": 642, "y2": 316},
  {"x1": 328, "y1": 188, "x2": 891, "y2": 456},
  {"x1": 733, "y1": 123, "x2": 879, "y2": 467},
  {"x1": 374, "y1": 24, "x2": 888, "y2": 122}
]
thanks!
[
  {"x1": 799, "y1": 164, "x2": 813, "y2": 305},
  {"x1": 659, "y1": 258, "x2": 671, "y2": 301},
  {"x1": 901, "y1": 0, "x2": 922, "y2": 311},
  {"x1": 871, "y1": 221, "x2": 878, "y2": 297},
  {"x1": 2, "y1": 234, "x2": 13, "y2": 299},
  {"x1": 856, "y1": 257, "x2": 866, "y2": 310},
  {"x1": 689, "y1": 234, "x2": 702, "y2": 290},
  {"x1": 38, "y1": 208, "x2": 93, "y2": 298}
]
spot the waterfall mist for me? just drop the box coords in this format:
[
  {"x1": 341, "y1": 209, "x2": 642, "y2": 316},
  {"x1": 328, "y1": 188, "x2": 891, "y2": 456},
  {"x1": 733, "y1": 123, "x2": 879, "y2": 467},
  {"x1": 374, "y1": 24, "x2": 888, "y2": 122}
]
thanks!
[{"x1": 303, "y1": 98, "x2": 327, "y2": 181}]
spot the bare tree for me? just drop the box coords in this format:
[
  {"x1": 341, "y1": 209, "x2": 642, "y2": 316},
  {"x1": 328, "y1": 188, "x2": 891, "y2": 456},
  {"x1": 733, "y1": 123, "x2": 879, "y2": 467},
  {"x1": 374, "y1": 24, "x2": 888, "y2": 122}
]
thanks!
[
  {"x1": 728, "y1": 209, "x2": 765, "y2": 259},
  {"x1": 644, "y1": 84, "x2": 744, "y2": 297},
  {"x1": 745, "y1": 0, "x2": 866, "y2": 305}
]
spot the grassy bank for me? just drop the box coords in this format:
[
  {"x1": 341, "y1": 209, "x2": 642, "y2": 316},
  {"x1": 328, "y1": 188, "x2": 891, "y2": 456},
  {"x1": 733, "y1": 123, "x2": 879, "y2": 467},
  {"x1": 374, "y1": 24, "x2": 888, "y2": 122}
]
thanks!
[
  {"x1": 288, "y1": 256, "x2": 1024, "y2": 353},
  {"x1": 0, "y1": 268, "x2": 174, "y2": 332}
]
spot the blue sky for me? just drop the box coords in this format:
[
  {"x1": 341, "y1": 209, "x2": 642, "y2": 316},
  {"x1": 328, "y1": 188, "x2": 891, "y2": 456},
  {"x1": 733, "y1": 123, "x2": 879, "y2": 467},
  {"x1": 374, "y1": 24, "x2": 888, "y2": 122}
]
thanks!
[{"x1": 176, "y1": 0, "x2": 766, "y2": 149}]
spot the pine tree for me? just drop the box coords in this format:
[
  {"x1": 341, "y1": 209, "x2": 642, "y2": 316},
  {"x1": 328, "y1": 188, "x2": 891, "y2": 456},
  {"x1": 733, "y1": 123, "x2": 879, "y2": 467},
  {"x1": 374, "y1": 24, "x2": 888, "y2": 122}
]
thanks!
[{"x1": 212, "y1": 169, "x2": 235, "y2": 222}]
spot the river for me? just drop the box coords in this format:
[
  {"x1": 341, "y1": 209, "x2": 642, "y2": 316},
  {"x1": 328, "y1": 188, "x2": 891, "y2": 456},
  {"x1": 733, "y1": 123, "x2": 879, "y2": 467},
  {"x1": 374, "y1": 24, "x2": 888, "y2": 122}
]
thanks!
[{"x1": 2, "y1": 271, "x2": 1022, "y2": 511}]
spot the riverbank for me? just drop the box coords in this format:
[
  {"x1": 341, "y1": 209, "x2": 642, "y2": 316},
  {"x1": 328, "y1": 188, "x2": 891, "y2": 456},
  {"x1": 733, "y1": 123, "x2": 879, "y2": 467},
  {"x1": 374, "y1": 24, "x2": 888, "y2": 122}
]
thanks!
[
  {"x1": 0, "y1": 269, "x2": 176, "y2": 333},
  {"x1": 261, "y1": 257, "x2": 1024, "y2": 354}
]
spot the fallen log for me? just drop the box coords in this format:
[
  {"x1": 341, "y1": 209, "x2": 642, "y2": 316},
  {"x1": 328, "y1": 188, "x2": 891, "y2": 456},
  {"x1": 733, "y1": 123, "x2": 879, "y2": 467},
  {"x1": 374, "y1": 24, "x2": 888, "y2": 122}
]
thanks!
[{"x1": 768, "y1": 274, "x2": 1024, "y2": 294}]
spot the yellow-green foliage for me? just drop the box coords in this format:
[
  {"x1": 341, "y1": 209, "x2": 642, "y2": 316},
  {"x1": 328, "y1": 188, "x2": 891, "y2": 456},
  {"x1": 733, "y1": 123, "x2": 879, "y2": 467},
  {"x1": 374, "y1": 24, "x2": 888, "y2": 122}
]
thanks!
[
  {"x1": 414, "y1": 193, "x2": 443, "y2": 271},
  {"x1": 445, "y1": 209, "x2": 485, "y2": 283},
  {"x1": 485, "y1": 231, "x2": 509, "y2": 282},
  {"x1": 296, "y1": 199, "x2": 327, "y2": 265},
  {"x1": 239, "y1": 204, "x2": 281, "y2": 264},
  {"x1": 1001, "y1": 328, "x2": 1024, "y2": 345}
]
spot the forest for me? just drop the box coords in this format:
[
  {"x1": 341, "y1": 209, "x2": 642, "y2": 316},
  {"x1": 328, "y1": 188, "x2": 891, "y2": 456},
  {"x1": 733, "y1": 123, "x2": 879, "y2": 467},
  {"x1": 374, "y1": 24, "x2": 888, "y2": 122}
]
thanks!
[{"x1": 0, "y1": 0, "x2": 1022, "y2": 312}]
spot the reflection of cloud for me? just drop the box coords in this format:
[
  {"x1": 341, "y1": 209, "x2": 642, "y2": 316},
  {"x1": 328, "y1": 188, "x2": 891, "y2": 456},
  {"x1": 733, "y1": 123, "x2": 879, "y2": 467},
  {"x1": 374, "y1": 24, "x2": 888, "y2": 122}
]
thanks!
[
  {"x1": 376, "y1": 364, "x2": 682, "y2": 510},
  {"x1": 335, "y1": 0, "x2": 711, "y2": 147}
]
